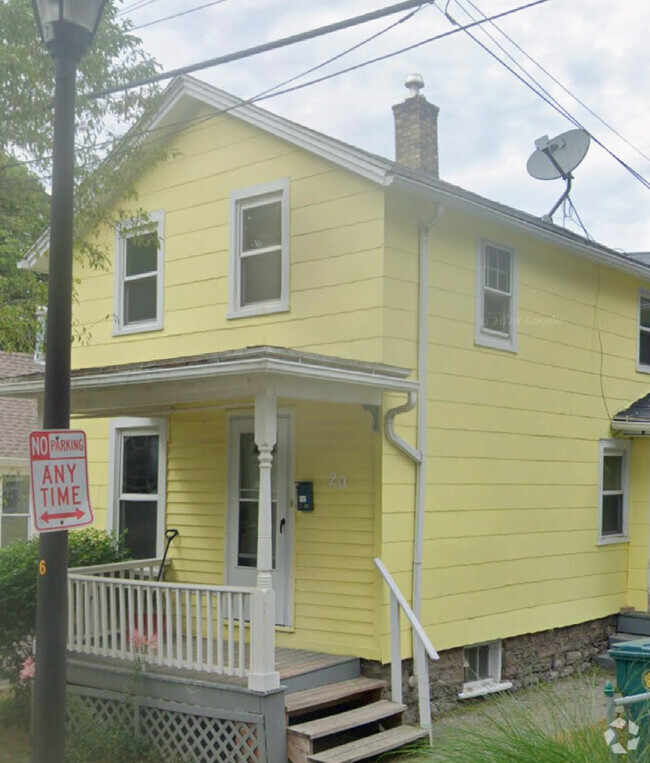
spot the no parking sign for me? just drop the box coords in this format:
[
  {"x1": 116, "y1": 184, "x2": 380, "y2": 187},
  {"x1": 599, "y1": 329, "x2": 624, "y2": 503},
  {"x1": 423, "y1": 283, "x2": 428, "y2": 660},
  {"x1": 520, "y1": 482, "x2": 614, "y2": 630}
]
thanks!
[{"x1": 29, "y1": 430, "x2": 93, "y2": 532}]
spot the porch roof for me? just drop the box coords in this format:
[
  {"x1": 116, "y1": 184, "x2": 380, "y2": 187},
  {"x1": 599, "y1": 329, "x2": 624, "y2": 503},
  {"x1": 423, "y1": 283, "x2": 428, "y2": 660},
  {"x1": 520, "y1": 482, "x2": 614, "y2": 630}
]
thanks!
[
  {"x1": 612, "y1": 393, "x2": 650, "y2": 435},
  {"x1": 0, "y1": 345, "x2": 417, "y2": 417}
]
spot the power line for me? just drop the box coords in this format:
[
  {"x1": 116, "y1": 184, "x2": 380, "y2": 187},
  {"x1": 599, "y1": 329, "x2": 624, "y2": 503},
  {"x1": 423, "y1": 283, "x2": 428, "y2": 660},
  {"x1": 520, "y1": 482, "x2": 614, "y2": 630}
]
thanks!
[
  {"x1": 459, "y1": 0, "x2": 650, "y2": 166},
  {"x1": 90, "y1": 0, "x2": 438, "y2": 98},
  {"x1": 437, "y1": 2, "x2": 650, "y2": 192},
  {"x1": 2, "y1": 0, "x2": 554, "y2": 175},
  {"x1": 132, "y1": 0, "x2": 231, "y2": 31},
  {"x1": 117, "y1": 0, "x2": 162, "y2": 17}
]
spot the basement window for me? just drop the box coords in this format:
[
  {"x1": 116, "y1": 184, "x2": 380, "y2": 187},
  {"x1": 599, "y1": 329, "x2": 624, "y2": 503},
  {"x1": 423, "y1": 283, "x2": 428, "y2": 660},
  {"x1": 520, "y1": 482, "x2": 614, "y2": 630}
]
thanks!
[
  {"x1": 114, "y1": 211, "x2": 164, "y2": 336},
  {"x1": 228, "y1": 179, "x2": 289, "y2": 318},
  {"x1": 459, "y1": 641, "x2": 512, "y2": 699}
]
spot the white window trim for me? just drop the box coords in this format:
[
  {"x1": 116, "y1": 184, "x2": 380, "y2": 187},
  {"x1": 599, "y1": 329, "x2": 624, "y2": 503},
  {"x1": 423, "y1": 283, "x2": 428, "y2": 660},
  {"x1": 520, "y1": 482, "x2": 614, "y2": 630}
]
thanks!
[
  {"x1": 228, "y1": 178, "x2": 290, "y2": 319},
  {"x1": 113, "y1": 210, "x2": 165, "y2": 336},
  {"x1": 475, "y1": 239, "x2": 517, "y2": 353},
  {"x1": 637, "y1": 289, "x2": 650, "y2": 374},
  {"x1": 459, "y1": 640, "x2": 511, "y2": 699},
  {"x1": 0, "y1": 470, "x2": 32, "y2": 546},
  {"x1": 107, "y1": 417, "x2": 168, "y2": 558},
  {"x1": 597, "y1": 438, "x2": 631, "y2": 545}
]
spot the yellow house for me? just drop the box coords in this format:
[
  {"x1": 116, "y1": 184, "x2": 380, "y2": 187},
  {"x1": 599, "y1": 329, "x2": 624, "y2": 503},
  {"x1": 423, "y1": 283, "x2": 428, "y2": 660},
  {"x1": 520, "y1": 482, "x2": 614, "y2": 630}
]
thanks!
[{"x1": 5, "y1": 74, "x2": 650, "y2": 761}]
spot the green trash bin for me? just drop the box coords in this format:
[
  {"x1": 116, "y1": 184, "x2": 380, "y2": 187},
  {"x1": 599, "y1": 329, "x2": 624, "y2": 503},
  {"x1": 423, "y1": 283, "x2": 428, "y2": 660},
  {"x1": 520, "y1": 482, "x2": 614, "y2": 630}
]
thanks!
[{"x1": 609, "y1": 637, "x2": 650, "y2": 754}]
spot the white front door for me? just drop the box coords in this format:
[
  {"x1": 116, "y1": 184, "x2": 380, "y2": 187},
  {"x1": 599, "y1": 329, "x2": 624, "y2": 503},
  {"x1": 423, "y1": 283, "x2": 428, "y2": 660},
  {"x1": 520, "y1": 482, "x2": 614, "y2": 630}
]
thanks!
[{"x1": 227, "y1": 415, "x2": 292, "y2": 626}]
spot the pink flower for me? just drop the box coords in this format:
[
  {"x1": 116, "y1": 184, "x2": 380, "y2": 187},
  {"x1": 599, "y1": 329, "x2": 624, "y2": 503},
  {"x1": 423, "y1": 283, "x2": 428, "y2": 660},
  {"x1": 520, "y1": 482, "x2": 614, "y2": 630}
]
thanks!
[
  {"x1": 128, "y1": 628, "x2": 158, "y2": 652},
  {"x1": 19, "y1": 656, "x2": 35, "y2": 682}
]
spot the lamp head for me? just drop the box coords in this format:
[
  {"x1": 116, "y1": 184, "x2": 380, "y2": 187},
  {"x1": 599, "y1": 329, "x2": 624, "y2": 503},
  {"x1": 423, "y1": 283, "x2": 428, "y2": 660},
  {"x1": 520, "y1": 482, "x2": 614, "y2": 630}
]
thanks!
[{"x1": 32, "y1": 0, "x2": 108, "y2": 59}]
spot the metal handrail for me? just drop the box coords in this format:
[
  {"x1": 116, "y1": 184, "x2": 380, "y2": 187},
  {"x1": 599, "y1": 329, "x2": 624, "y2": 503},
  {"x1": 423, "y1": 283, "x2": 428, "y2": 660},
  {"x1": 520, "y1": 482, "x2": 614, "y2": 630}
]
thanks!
[{"x1": 374, "y1": 558, "x2": 439, "y2": 741}]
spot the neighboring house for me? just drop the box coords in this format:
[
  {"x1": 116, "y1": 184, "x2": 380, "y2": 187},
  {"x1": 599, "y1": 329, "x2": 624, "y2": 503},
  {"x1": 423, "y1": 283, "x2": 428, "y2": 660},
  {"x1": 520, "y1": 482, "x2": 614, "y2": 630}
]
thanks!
[
  {"x1": 0, "y1": 352, "x2": 39, "y2": 547},
  {"x1": 4, "y1": 74, "x2": 650, "y2": 760}
]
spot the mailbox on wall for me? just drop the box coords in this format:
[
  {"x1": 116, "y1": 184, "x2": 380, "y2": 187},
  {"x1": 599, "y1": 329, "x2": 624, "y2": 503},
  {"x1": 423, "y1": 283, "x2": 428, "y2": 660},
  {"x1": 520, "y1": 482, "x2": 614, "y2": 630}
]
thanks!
[{"x1": 295, "y1": 481, "x2": 314, "y2": 512}]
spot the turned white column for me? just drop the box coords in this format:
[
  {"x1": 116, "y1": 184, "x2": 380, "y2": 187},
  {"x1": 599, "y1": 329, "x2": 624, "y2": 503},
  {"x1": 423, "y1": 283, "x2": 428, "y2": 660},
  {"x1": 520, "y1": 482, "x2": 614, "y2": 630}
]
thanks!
[{"x1": 248, "y1": 392, "x2": 280, "y2": 692}]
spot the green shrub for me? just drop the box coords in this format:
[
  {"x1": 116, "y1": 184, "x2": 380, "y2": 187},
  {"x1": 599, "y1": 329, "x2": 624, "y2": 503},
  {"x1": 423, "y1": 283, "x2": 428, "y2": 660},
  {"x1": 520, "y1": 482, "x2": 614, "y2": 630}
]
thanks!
[{"x1": 0, "y1": 529, "x2": 128, "y2": 685}]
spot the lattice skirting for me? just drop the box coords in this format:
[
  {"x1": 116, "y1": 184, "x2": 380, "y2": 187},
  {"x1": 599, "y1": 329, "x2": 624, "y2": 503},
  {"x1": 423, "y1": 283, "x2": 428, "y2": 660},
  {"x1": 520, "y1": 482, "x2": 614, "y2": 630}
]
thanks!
[{"x1": 68, "y1": 686, "x2": 265, "y2": 762}]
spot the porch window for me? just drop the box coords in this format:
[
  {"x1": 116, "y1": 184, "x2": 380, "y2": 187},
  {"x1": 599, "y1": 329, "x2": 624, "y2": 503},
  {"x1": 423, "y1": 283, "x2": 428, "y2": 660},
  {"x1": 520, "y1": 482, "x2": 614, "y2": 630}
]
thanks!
[
  {"x1": 228, "y1": 179, "x2": 289, "y2": 318},
  {"x1": 108, "y1": 418, "x2": 167, "y2": 559},
  {"x1": 0, "y1": 474, "x2": 30, "y2": 547},
  {"x1": 460, "y1": 640, "x2": 511, "y2": 699},
  {"x1": 475, "y1": 240, "x2": 517, "y2": 352},
  {"x1": 598, "y1": 439, "x2": 630, "y2": 543},
  {"x1": 638, "y1": 291, "x2": 650, "y2": 370},
  {"x1": 114, "y1": 211, "x2": 164, "y2": 335}
]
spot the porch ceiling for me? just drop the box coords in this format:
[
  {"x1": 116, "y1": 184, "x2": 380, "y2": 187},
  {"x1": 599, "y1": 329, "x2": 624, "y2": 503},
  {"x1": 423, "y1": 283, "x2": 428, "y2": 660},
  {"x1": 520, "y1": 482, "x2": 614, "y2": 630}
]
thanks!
[{"x1": 0, "y1": 345, "x2": 417, "y2": 417}]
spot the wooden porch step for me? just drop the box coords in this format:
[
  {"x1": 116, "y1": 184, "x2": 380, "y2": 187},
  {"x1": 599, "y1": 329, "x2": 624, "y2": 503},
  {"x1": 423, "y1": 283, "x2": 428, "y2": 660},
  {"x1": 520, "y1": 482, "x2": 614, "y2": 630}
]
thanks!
[
  {"x1": 287, "y1": 700, "x2": 405, "y2": 763},
  {"x1": 285, "y1": 677, "x2": 386, "y2": 720},
  {"x1": 307, "y1": 725, "x2": 430, "y2": 763}
]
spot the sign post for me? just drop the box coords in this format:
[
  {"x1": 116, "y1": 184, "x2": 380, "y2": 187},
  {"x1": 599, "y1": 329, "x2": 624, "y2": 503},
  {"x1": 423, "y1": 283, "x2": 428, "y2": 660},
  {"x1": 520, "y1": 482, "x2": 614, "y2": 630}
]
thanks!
[{"x1": 30, "y1": 430, "x2": 93, "y2": 532}]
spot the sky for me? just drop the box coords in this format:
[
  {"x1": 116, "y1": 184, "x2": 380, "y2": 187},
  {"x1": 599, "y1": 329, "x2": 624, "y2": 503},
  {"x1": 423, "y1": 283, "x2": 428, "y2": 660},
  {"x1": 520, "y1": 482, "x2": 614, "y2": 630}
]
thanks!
[{"x1": 118, "y1": 0, "x2": 650, "y2": 253}]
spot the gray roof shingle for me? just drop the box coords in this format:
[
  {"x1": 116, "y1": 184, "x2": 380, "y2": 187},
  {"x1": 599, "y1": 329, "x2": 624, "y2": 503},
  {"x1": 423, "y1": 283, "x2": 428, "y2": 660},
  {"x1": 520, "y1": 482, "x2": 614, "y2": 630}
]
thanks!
[{"x1": 0, "y1": 352, "x2": 39, "y2": 459}]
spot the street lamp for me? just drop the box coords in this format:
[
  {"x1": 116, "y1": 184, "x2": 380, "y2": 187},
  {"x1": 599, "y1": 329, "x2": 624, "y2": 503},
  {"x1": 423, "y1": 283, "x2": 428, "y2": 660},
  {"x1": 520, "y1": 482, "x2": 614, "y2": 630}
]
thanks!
[{"x1": 31, "y1": 2, "x2": 107, "y2": 762}]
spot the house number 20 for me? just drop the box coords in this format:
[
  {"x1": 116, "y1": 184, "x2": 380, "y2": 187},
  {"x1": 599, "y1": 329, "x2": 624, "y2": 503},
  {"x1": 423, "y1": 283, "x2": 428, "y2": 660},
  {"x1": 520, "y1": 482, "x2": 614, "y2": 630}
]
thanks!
[{"x1": 328, "y1": 472, "x2": 348, "y2": 489}]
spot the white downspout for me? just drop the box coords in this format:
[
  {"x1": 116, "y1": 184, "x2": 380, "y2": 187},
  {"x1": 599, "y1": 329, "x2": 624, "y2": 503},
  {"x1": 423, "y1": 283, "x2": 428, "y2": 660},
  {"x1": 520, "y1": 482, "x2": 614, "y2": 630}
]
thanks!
[{"x1": 383, "y1": 203, "x2": 443, "y2": 648}]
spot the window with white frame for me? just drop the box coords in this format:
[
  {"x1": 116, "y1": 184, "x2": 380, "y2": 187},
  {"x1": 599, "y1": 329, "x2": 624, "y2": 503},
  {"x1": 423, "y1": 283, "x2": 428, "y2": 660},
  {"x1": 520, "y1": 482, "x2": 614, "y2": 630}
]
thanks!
[
  {"x1": 0, "y1": 473, "x2": 30, "y2": 547},
  {"x1": 108, "y1": 419, "x2": 167, "y2": 559},
  {"x1": 229, "y1": 179, "x2": 289, "y2": 318},
  {"x1": 460, "y1": 640, "x2": 511, "y2": 699},
  {"x1": 114, "y1": 211, "x2": 164, "y2": 335},
  {"x1": 638, "y1": 291, "x2": 650, "y2": 370},
  {"x1": 598, "y1": 439, "x2": 630, "y2": 542},
  {"x1": 475, "y1": 240, "x2": 517, "y2": 352}
]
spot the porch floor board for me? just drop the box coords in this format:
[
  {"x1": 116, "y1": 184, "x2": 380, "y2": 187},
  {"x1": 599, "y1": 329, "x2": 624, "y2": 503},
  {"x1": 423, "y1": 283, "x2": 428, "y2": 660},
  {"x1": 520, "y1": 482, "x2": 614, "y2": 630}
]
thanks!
[{"x1": 67, "y1": 643, "x2": 358, "y2": 692}]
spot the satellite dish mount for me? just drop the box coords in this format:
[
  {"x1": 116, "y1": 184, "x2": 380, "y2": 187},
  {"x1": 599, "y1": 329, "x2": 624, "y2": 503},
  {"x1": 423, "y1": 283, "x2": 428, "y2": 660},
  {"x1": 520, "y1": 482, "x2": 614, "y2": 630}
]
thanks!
[{"x1": 526, "y1": 129, "x2": 590, "y2": 223}]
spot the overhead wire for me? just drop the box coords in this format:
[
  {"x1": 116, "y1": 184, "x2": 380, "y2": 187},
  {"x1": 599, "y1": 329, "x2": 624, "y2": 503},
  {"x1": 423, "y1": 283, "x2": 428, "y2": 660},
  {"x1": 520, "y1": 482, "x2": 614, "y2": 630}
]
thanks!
[
  {"x1": 117, "y1": 0, "x2": 162, "y2": 17},
  {"x1": 460, "y1": 0, "x2": 650, "y2": 165},
  {"x1": 132, "y1": 0, "x2": 231, "y2": 31},
  {"x1": 437, "y1": 1, "x2": 650, "y2": 192},
  {"x1": 1, "y1": 0, "x2": 553, "y2": 175}
]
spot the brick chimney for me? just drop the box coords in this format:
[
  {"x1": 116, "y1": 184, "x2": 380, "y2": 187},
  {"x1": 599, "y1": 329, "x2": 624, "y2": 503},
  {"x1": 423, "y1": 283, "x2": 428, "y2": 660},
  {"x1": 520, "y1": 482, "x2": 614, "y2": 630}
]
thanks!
[{"x1": 392, "y1": 74, "x2": 439, "y2": 177}]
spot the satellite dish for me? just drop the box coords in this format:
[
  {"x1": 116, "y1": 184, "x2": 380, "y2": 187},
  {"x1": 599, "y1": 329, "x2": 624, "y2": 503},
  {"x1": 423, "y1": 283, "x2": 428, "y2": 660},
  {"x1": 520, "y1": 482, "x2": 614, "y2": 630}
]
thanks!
[{"x1": 526, "y1": 129, "x2": 590, "y2": 181}]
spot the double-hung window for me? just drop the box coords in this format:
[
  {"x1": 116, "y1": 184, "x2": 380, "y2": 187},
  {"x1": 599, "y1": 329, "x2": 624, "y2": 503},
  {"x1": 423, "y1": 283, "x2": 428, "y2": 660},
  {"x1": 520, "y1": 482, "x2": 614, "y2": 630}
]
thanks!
[
  {"x1": 598, "y1": 439, "x2": 630, "y2": 543},
  {"x1": 0, "y1": 473, "x2": 30, "y2": 547},
  {"x1": 108, "y1": 418, "x2": 167, "y2": 559},
  {"x1": 229, "y1": 179, "x2": 289, "y2": 318},
  {"x1": 475, "y1": 240, "x2": 517, "y2": 352},
  {"x1": 638, "y1": 291, "x2": 650, "y2": 370},
  {"x1": 114, "y1": 211, "x2": 164, "y2": 335}
]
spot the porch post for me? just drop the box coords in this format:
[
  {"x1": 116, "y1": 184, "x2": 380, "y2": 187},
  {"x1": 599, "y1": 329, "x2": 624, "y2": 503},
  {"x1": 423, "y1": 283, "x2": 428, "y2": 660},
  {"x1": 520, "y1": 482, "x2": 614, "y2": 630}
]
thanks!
[{"x1": 248, "y1": 393, "x2": 280, "y2": 692}]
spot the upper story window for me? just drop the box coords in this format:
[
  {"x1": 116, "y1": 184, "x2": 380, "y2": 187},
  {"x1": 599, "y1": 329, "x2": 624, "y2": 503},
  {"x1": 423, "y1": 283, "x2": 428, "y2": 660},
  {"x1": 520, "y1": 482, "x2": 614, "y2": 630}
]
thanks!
[
  {"x1": 598, "y1": 439, "x2": 630, "y2": 544},
  {"x1": 228, "y1": 179, "x2": 289, "y2": 319},
  {"x1": 638, "y1": 290, "x2": 650, "y2": 371},
  {"x1": 475, "y1": 240, "x2": 517, "y2": 352},
  {"x1": 114, "y1": 211, "x2": 164, "y2": 336}
]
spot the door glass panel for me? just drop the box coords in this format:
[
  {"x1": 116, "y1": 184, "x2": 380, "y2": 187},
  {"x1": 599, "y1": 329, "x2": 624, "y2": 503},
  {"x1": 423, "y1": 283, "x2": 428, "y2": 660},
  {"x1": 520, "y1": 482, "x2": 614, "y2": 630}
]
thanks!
[{"x1": 237, "y1": 432, "x2": 277, "y2": 568}]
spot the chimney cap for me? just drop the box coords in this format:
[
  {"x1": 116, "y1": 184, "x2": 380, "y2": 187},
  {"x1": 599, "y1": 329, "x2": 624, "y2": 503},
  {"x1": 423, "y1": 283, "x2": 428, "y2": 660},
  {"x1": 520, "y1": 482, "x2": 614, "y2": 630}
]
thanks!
[{"x1": 405, "y1": 73, "x2": 424, "y2": 97}]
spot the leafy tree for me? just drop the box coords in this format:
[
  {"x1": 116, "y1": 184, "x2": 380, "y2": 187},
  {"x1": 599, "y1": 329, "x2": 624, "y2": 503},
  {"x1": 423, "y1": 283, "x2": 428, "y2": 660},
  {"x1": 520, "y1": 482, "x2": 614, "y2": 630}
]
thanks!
[{"x1": 0, "y1": 0, "x2": 164, "y2": 350}]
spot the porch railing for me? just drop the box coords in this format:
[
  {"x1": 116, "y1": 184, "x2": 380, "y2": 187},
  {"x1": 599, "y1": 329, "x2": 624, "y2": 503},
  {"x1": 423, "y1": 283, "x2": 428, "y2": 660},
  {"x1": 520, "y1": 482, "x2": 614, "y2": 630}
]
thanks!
[
  {"x1": 374, "y1": 558, "x2": 439, "y2": 741},
  {"x1": 68, "y1": 559, "x2": 263, "y2": 686}
]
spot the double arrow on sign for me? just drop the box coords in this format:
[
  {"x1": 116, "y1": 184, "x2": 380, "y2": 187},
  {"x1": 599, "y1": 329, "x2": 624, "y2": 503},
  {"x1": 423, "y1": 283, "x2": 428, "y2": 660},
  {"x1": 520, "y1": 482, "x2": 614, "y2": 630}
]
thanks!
[{"x1": 40, "y1": 509, "x2": 85, "y2": 523}]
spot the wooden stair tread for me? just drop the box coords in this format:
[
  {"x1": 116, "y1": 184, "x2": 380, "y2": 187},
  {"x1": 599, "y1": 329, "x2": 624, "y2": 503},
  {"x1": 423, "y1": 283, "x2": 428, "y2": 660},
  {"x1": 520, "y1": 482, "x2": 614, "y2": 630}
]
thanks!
[
  {"x1": 285, "y1": 678, "x2": 387, "y2": 716},
  {"x1": 307, "y1": 726, "x2": 429, "y2": 763},
  {"x1": 287, "y1": 700, "x2": 405, "y2": 740}
]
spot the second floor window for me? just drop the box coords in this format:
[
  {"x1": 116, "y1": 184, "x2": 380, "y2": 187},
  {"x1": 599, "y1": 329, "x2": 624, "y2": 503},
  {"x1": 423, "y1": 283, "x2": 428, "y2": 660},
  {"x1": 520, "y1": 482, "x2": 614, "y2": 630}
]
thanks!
[
  {"x1": 229, "y1": 179, "x2": 289, "y2": 318},
  {"x1": 475, "y1": 240, "x2": 517, "y2": 352},
  {"x1": 114, "y1": 211, "x2": 164, "y2": 335},
  {"x1": 638, "y1": 291, "x2": 650, "y2": 369}
]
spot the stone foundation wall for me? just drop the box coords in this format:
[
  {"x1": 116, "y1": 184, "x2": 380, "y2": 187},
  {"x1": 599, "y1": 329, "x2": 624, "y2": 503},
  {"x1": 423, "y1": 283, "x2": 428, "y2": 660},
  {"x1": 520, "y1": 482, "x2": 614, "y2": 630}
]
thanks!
[{"x1": 361, "y1": 615, "x2": 616, "y2": 718}]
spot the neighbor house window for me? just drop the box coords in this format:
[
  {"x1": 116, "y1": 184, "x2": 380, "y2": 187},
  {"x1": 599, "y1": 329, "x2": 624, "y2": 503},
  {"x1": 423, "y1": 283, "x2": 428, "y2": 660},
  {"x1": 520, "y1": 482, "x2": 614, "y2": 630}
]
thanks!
[
  {"x1": 459, "y1": 641, "x2": 511, "y2": 699},
  {"x1": 638, "y1": 291, "x2": 650, "y2": 370},
  {"x1": 475, "y1": 240, "x2": 517, "y2": 352},
  {"x1": 598, "y1": 439, "x2": 630, "y2": 542},
  {"x1": 108, "y1": 418, "x2": 167, "y2": 559},
  {"x1": 228, "y1": 179, "x2": 289, "y2": 318},
  {"x1": 114, "y1": 211, "x2": 164, "y2": 335},
  {"x1": 0, "y1": 473, "x2": 30, "y2": 547}
]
